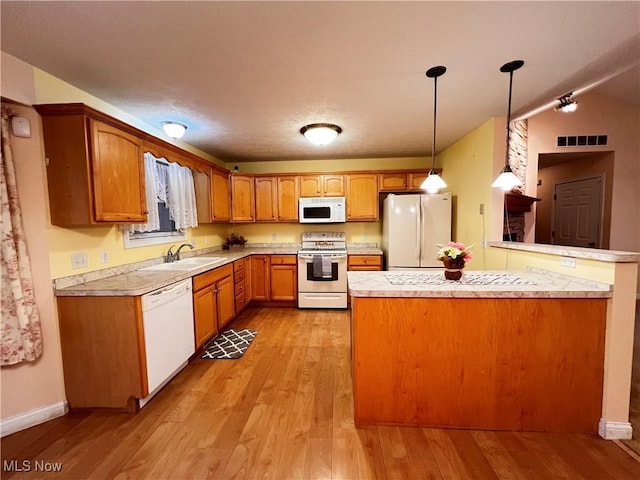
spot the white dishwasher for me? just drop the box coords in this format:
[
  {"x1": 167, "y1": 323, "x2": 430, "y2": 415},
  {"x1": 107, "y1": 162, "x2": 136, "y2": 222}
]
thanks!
[{"x1": 139, "y1": 278, "x2": 195, "y2": 407}]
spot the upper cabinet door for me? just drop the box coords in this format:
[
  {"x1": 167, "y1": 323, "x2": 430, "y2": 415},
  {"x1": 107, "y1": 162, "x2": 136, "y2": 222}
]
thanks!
[
  {"x1": 277, "y1": 176, "x2": 299, "y2": 222},
  {"x1": 322, "y1": 175, "x2": 345, "y2": 196},
  {"x1": 255, "y1": 177, "x2": 278, "y2": 222},
  {"x1": 299, "y1": 174, "x2": 344, "y2": 197},
  {"x1": 231, "y1": 174, "x2": 255, "y2": 222},
  {"x1": 90, "y1": 119, "x2": 146, "y2": 222},
  {"x1": 379, "y1": 173, "x2": 408, "y2": 191},
  {"x1": 346, "y1": 174, "x2": 378, "y2": 221},
  {"x1": 211, "y1": 169, "x2": 231, "y2": 222}
]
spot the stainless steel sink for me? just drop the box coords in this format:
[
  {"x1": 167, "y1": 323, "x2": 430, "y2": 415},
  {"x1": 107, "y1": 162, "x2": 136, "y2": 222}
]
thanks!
[{"x1": 139, "y1": 256, "x2": 227, "y2": 272}]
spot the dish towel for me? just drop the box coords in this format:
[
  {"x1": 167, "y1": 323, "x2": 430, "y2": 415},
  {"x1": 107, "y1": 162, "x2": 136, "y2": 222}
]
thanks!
[
  {"x1": 312, "y1": 255, "x2": 323, "y2": 278},
  {"x1": 322, "y1": 256, "x2": 332, "y2": 278}
]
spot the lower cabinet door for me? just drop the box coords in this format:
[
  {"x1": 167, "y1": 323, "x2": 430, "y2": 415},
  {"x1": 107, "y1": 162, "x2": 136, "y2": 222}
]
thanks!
[
  {"x1": 217, "y1": 275, "x2": 236, "y2": 331},
  {"x1": 193, "y1": 285, "x2": 217, "y2": 349}
]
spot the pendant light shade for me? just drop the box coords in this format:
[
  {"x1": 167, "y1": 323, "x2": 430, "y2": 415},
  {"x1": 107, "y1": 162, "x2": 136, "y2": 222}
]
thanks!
[
  {"x1": 300, "y1": 123, "x2": 342, "y2": 146},
  {"x1": 420, "y1": 65, "x2": 447, "y2": 193},
  {"x1": 492, "y1": 60, "x2": 524, "y2": 191}
]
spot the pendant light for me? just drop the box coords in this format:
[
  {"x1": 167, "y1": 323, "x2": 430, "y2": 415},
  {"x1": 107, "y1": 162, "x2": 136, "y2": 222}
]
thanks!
[
  {"x1": 421, "y1": 66, "x2": 448, "y2": 194},
  {"x1": 492, "y1": 60, "x2": 524, "y2": 191}
]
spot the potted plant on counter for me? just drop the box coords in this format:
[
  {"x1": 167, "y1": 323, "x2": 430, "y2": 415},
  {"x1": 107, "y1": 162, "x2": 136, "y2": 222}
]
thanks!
[
  {"x1": 437, "y1": 242, "x2": 473, "y2": 280},
  {"x1": 223, "y1": 233, "x2": 247, "y2": 250}
]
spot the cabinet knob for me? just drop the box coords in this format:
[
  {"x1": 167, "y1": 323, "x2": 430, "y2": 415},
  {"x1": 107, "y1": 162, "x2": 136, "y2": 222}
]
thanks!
[{"x1": 143, "y1": 210, "x2": 149, "y2": 214}]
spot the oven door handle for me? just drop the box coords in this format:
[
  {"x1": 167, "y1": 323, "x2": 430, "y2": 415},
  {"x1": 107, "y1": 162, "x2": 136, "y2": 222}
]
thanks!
[{"x1": 298, "y1": 254, "x2": 347, "y2": 260}]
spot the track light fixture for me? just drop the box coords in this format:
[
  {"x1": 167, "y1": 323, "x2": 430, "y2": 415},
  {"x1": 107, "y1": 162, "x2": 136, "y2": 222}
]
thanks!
[
  {"x1": 492, "y1": 60, "x2": 524, "y2": 191},
  {"x1": 555, "y1": 92, "x2": 578, "y2": 113}
]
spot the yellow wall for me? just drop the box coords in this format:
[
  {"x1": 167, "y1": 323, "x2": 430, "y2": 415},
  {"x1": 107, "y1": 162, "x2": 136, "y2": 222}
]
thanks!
[
  {"x1": 226, "y1": 157, "x2": 429, "y2": 174},
  {"x1": 437, "y1": 118, "x2": 504, "y2": 271},
  {"x1": 48, "y1": 224, "x2": 228, "y2": 279}
]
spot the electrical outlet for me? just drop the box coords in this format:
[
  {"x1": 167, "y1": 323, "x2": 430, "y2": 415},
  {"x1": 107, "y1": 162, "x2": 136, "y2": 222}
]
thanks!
[
  {"x1": 362, "y1": 233, "x2": 368, "y2": 240},
  {"x1": 71, "y1": 252, "x2": 88, "y2": 269},
  {"x1": 560, "y1": 256, "x2": 576, "y2": 268},
  {"x1": 272, "y1": 233, "x2": 278, "y2": 241},
  {"x1": 100, "y1": 250, "x2": 109, "y2": 264},
  {"x1": 479, "y1": 203, "x2": 484, "y2": 214},
  {"x1": 205, "y1": 237, "x2": 210, "y2": 246}
]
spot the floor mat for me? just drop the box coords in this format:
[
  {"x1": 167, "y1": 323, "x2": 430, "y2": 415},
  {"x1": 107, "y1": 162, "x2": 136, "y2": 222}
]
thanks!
[{"x1": 202, "y1": 329, "x2": 257, "y2": 359}]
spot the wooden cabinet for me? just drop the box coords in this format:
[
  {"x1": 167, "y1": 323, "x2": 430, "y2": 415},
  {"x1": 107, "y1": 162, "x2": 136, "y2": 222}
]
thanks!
[
  {"x1": 346, "y1": 174, "x2": 379, "y2": 221},
  {"x1": 251, "y1": 255, "x2": 271, "y2": 301},
  {"x1": 234, "y1": 259, "x2": 249, "y2": 314},
  {"x1": 379, "y1": 172, "x2": 408, "y2": 191},
  {"x1": 300, "y1": 174, "x2": 344, "y2": 197},
  {"x1": 254, "y1": 176, "x2": 299, "y2": 222},
  {"x1": 255, "y1": 177, "x2": 278, "y2": 221},
  {"x1": 193, "y1": 285, "x2": 217, "y2": 349},
  {"x1": 231, "y1": 174, "x2": 255, "y2": 222},
  {"x1": 211, "y1": 169, "x2": 231, "y2": 222},
  {"x1": 56, "y1": 295, "x2": 147, "y2": 410},
  {"x1": 195, "y1": 167, "x2": 231, "y2": 223},
  {"x1": 378, "y1": 170, "x2": 433, "y2": 192},
  {"x1": 348, "y1": 254, "x2": 383, "y2": 271},
  {"x1": 244, "y1": 256, "x2": 252, "y2": 302},
  {"x1": 270, "y1": 255, "x2": 297, "y2": 302},
  {"x1": 193, "y1": 264, "x2": 235, "y2": 349},
  {"x1": 35, "y1": 105, "x2": 147, "y2": 226},
  {"x1": 277, "y1": 176, "x2": 299, "y2": 221}
]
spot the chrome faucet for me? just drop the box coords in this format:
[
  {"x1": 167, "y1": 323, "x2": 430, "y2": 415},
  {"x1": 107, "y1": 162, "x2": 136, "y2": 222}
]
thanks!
[
  {"x1": 166, "y1": 245, "x2": 178, "y2": 263},
  {"x1": 175, "y1": 242, "x2": 194, "y2": 261}
]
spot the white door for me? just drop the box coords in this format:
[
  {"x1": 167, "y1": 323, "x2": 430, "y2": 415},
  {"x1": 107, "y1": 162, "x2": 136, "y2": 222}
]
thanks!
[
  {"x1": 385, "y1": 195, "x2": 420, "y2": 268},
  {"x1": 420, "y1": 194, "x2": 452, "y2": 267},
  {"x1": 553, "y1": 177, "x2": 603, "y2": 248}
]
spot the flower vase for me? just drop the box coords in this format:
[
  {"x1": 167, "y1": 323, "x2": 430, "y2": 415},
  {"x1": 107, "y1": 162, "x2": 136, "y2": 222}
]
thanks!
[{"x1": 443, "y1": 257, "x2": 465, "y2": 281}]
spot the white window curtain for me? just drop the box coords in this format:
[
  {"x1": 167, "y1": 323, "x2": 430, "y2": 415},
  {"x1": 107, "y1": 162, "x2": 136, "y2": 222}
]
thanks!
[
  {"x1": 1, "y1": 109, "x2": 43, "y2": 365},
  {"x1": 167, "y1": 161, "x2": 198, "y2": 231},
  {"x1": 124, "y1": 153, "x2": 197, "y2": 233}
]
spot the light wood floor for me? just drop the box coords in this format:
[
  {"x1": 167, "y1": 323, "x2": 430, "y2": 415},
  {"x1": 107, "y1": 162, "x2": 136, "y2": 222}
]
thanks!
[{"x1": 2, "y1": 307, "x2": 639, "y2": 480}]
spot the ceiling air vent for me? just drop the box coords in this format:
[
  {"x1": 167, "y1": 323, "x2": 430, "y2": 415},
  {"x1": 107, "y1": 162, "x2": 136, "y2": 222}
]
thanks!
[{"x1": 556, "y1": 135, "x2": 607, "y2": 147}]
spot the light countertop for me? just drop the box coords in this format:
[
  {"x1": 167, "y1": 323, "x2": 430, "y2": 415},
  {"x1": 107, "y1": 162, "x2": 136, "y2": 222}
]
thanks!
[
  {"x1": 54, "y1": 244, "x2": 383, "y2": 297},
  {"x1": 347, "y1": 268, "x2": 612, "y2": 299}
]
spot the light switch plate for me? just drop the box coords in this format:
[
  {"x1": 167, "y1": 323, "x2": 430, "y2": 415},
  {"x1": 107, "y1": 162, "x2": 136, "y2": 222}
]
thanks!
[{"x1": 560, "y1": 256, "x2": 576, "y2": 268}]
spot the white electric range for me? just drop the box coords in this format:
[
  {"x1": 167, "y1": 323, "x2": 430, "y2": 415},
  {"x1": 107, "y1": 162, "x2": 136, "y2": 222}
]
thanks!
[{"x1": 297, "y1": 232, "x2": 348, "y2": 309}]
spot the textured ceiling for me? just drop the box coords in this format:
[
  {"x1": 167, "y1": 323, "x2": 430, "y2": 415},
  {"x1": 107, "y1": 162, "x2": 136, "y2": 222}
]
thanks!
[{"x1": 2, "y1": 1, "x2": 639, "y2": 163}]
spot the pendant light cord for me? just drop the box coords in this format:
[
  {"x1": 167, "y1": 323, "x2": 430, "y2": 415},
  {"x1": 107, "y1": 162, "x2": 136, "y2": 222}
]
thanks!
[
  {"x1": 432, "y1": 75, "x2": 438, "y2": 172},
  {"x1": 504, "y1": 69, "x2": 513, "y2": 169}
]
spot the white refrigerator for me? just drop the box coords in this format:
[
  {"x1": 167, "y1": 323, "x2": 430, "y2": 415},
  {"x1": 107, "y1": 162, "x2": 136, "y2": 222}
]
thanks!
[{"x1": 383, "y1": 193, "x2": 452, "y2": 269}]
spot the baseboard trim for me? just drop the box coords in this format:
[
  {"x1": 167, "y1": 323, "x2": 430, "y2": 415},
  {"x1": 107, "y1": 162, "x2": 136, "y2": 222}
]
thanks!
[
  {"x1": 598, "y1": 418, "x2": 633, "y2": 440},
  {"x1": 0, "y1": 401, "x2": 68, "y2": 438}
]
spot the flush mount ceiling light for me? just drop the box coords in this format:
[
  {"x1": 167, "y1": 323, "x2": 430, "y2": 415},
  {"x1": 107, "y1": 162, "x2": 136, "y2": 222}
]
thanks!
[
  {"x1": 162, "y1": 121, "x2": 187, "y2": 139},
  {"x1": 420, "y1": 65, "x2": 448, "y2": 194},
  {"x1": 555, "y1": 92, "x2": 578, "y2": 113},
  {"x1": 492, "y1": 59, "x2": 524, "y2": 191},
  {"x1": 300, "y1": 123, "x2": 342, "y2": 146}
]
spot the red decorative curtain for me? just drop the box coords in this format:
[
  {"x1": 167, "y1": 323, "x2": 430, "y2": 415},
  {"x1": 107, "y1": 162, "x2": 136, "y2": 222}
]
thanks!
[{"x1": 1, "y1": 108, "x2": 43, "y2": 365}]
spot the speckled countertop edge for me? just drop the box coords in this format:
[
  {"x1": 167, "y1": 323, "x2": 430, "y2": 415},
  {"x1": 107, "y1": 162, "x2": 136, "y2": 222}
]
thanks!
[
  {"x1": 347, "y1": 269, "x2": 612, "y2": 299},
  {"x1": 488, "y1": 241, "x2": 640, "y2": 263}
]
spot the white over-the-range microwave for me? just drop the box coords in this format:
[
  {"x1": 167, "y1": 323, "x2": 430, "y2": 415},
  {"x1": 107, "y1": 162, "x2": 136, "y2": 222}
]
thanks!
[{"x1": 299, "y1": 197, "x2": 346, "y2": 223}]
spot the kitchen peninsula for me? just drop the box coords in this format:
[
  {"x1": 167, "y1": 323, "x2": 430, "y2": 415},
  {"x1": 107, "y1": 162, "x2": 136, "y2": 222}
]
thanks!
[{"x1": 347, "y1": 243, "x2": 639, "y2": 439}]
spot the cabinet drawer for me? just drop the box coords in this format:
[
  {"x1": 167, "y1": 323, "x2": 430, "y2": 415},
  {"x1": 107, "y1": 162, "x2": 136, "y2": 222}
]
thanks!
[
  {"x1": 270, "y1": 255, "x2": 297, "y2": 265},
  {"x1": 234, "y1": 269, "x2": 245, "y2": 284},
  {"x1": 348, "y1": 255, "x2": 382, "y2": 268},
  {"x1": 235, "y1": 291, "x2": 247, "y2": 312},
  {"x1": 235, "y1": 279, "x2": 245, "y2": 296},
  {"x1": 193, "y1": 264, "x2": 233, "y2": 291},
  {"x1": 234, "y1": 259, "x2": 245, "y2": 272}
]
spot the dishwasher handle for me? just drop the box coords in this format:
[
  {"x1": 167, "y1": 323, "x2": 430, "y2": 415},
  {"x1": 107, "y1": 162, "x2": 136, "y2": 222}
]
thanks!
[{"x1": 142, "y1": 279, "x2": 192, "y2": 311}]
